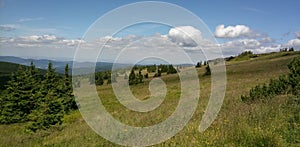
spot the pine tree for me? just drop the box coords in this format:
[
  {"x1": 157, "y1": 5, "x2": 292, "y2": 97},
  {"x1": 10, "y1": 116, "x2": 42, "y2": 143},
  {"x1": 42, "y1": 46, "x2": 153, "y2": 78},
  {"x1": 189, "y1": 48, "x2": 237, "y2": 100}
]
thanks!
[
  {"x1": 129, "y1": 69, "x2": 136, "y2": 85},
  {"x1": 167, "y1": 65, "x2": 177, "y2": 74},
  {"x1": 61, "y1": 64, "x2": 77, "y2": 113},
  {"x1": 195, "y1": 61, "x2": 202, "y2": 68},
  {"x1": 95, "y1": 73, "x2": 104, "y2": 85},
  {"x1": 138, "y1": 70, "x2": 143, "y2": 83}
]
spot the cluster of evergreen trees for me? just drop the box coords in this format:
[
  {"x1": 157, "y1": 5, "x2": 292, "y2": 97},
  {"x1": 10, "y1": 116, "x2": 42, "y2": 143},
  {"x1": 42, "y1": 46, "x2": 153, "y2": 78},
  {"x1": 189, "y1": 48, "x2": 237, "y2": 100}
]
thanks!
[
  {"x1": 128, "y1": 69, "x2": 144, "y2": 85},
  {"x1": 91, "y1": 71, "x2": 117, "y2": 86},
  {"x1": 195, "y1": 61, "x2": 208, "y2": 68},
  {"x1": 280, "y1": 47, "x2": 294, "y2": 52},
  {"x1": 0, "y1": 62, "x2": 77, "y2": 131},
  {"x1": 241, "y1": 56, "x2": 300, "y2": 101}
]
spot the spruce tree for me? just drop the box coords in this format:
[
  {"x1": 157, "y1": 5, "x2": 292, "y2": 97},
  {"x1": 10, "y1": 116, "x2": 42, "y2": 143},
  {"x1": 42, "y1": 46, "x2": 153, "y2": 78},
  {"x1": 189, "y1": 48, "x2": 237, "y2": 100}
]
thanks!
[
  {"x1": 204, "y1": 65, "x2": 211, "y2": 76},
  {"x1": 61, "y1": 64, "x2": 77, "y2": 113},
  {"x1": 129, "y1": 69, "x2": 136, "y2": 85},
  {"x1": 0, "y1": 64, "x2": 39, "y2": 124},
  {"x1": 28, "y1": 62, "x2": 64, "y2": 131}
]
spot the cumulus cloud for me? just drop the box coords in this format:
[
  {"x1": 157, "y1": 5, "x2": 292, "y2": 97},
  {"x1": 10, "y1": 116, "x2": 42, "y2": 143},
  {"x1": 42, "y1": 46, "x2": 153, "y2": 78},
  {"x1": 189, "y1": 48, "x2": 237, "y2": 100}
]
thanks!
[
  {"x1": 0, "y1": 24, "x2": 18, "y2": 31},
  {"x1": 214, "y1": 24, "x2": 260, "y2": 38},
  {"x1": 296, "y1": 30, "x2": 300, "y2": 39},
  {"x1": 168, "y1": 26, "x2": 202, "y2": 47},
  {"x1": 217, "y1": 38, "x2": 284, "y2": 55},
  {"x1": 287, "y1": 39, "x2": 300, "y2": 48}
]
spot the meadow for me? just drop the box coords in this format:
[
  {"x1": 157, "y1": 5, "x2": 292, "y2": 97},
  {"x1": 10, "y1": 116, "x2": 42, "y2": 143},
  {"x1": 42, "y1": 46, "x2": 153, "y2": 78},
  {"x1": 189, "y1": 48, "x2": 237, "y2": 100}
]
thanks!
[{"x1": 0, "y1": 51, "x2": 299, "y2": 146}]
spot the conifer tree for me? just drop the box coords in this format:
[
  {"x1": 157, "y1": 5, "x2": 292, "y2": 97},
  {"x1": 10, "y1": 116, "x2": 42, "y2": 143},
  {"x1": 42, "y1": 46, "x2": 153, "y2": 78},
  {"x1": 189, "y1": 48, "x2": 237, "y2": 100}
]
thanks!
[
  {"x1": 28, "y1": 62, "x2": 64, "y2": 131},
  {"x1": 204, "y1": 64, "x2": 211, "y2": 76},
  {"x1": 129, "y1": 69, "x2": 136, "y2": 85},
  {"x1": 0, "y1": 63, "x2": 40, "y2": 124},
  {"x1": 167, "y1": 65, "x2": 177, "y2": 74},
  {"x1": 61, "y1": 64, "x2": 77, "y2": 113}
]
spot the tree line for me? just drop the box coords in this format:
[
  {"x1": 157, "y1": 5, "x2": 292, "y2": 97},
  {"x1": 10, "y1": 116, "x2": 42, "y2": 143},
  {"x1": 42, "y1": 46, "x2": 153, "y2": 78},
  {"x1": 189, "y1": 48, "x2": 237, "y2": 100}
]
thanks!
[
  {"x1": 92, "y1": 64, "x2": 179, "y2": 86},
  {"x1": 0, "y1": 62, "x2": 77, "y2": 131}
]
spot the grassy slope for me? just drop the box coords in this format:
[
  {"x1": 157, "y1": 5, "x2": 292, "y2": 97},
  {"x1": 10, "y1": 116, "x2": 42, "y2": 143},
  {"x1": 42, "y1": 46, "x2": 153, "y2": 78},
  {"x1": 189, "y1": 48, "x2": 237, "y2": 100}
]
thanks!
[{"x1": 0, "y1": 51, "x2": 299, "y2": 146}]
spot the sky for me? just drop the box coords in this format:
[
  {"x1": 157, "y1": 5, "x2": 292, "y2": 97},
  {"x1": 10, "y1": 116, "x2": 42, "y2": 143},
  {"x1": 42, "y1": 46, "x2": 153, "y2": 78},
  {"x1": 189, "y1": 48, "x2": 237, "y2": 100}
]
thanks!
[{"x1": 0, "y1": 0, "x2": 300, "y2": 63}]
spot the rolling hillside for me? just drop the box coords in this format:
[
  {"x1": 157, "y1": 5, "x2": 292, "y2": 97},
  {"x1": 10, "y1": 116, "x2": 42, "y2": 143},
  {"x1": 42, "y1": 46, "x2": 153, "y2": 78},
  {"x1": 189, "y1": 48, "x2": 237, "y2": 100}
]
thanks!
[{"x1": 0, "y1": 51, "x2": 299, "y2": 146}]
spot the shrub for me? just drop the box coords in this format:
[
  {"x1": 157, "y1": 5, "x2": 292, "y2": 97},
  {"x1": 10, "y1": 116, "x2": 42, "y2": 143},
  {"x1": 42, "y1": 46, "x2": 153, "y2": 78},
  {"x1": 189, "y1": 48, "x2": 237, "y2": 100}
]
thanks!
[{"x1": 241, "y1": 56, "x2": 300, "y2": 102}]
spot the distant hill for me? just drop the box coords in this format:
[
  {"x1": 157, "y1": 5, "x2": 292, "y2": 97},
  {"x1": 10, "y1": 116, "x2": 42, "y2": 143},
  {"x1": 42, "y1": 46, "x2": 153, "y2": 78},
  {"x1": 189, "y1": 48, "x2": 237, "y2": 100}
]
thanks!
[{"x1": 0, "y1": 56, "x2": 131, "y2": 74}]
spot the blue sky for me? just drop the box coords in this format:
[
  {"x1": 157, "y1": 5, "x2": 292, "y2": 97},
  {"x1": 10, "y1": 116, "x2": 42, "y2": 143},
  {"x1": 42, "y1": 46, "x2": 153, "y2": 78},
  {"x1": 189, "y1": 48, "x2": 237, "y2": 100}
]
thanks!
[{"x1": 0, "y1": 0, "x2": 300, "y2": 62}]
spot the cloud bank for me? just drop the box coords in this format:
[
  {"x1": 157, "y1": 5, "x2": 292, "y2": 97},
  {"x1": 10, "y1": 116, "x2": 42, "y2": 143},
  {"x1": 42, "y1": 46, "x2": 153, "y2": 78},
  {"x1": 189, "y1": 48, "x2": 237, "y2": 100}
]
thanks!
[{"x1": 0, "y1": 25, "x2": 299, "y2": 63}]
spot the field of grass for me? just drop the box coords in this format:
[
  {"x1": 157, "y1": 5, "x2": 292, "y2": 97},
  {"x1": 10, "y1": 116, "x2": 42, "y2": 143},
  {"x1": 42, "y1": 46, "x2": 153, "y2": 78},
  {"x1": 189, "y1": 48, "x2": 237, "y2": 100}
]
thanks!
[{"x1": 0, "y1": 51, "x2": 299, "y2": 146}]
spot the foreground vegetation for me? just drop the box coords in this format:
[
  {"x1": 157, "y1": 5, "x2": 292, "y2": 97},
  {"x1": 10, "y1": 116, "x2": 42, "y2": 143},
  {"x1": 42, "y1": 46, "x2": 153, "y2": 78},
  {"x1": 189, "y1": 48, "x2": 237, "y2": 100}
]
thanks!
[
  {"x1": 0, "y1": 51, "x2": 299, "y2": 146},
  {"x1": 0, "y1": 63, "x2": 77, "y2": 131}
]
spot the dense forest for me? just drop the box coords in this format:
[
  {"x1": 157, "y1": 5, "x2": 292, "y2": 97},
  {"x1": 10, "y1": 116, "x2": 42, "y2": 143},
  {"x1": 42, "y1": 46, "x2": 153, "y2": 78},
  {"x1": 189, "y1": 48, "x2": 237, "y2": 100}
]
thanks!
[{"x1": 0, "y1": 62, "x2": 77, "y2": 131}]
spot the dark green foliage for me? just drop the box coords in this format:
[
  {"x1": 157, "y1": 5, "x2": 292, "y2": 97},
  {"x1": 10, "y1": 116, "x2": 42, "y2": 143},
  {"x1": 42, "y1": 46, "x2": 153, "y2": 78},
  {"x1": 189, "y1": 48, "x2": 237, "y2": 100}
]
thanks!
[
  {"x1": 0, "y1": 63, "x2": 40, "y2": 124},
  {"x1": 167, "y1": 65, "x2": 177, "y2": 74},
  {"x1": 144, "y1": 73, "x2": 148, "y2": 79},
  {"x1": 95, "y1": 73, "x2": 104, "y2": 86},
  {"x1": 154, "y1": 69, "x2": 162, "y2": 77},
  {"x1": 27, "y1": 91, "x2": 64, "y2": 131},
  {"x1": 289, "y1": 47, "x2": 294, "y2": 52},
  {"x1": 241, "y1": 56, "x2": 300, "y2": 102},
  {"x1": 61, "y1": 64, "x2": 77, "y2": 113},
  {"x1": 27, "y1": 62, "x2": 64, "y2": 131},
  {"x1": 129, "y1": 69, "x2": 136, "y2": 85},
  {"x1": 195, "y1": 61, "x2": 202, "y2": 68},
  {"x1": 0, "y1": 62, "x2": 78, "y2": 131},
  {"x1": 146, "y1": 64, "x2": 156, "y2": 73},
  {"x1": 159, "y1": 64, "x2": 168, "y2": 73},
  {"x1": 280, "y1": 47, "x2": 294, "y2": 52},
  {"x1": 137, "y1": 71, "x2": 143, "y2": 83},
  {"x1": 287, "y1": 56, "x2": 300, "y2": 95},
  {"x1": 204, "y1": 65, "x2": 211, "y2": 76},
  {"x1": 128, "y1": 69, "x2": 143, "y2": 85},
  {"x1": 239, "y1": 51, "x2": 253, "y2": 56}
]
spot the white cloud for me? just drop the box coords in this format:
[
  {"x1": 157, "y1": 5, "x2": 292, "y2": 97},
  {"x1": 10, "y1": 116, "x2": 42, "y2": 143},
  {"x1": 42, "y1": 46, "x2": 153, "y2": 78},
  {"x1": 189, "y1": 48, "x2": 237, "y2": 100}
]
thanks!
[
  {"x1": 1, "y1": 25, "x2": 297, "y2": 63},
  {"x1": 296, "y1": 30, "x2": 300, "y2": 39},
  {"x1": 254, "y1": 45, "x2": 281, "y2": 54},
  {"x1": 0, "y1": 24, "x2": 19, "y2": 31},
  {"x1": 17, "y1": 35, "x2": 60, "y2": 43},
  {"x1": 0, "y1": 34, "x2": 85, "y2": 48},
  {"x1": 287, "y1": 38, "x2": 300, "y2": 48},
  {"x1": 58, "y1": 39, "x2": 86, "y2": 46},
  {"x1": 168, "y1": 26, "x2": 202, "y2": 47},
  {"x1": 215, "y1": 24, "x2": 260, "y2": 38}
]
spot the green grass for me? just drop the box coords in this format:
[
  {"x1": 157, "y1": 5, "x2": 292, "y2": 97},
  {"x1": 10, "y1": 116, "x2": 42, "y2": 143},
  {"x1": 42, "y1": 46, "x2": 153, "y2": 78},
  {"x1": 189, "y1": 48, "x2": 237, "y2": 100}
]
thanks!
[{"x1": 0, "y1": 51, "x2": 299, "y2": 146}]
